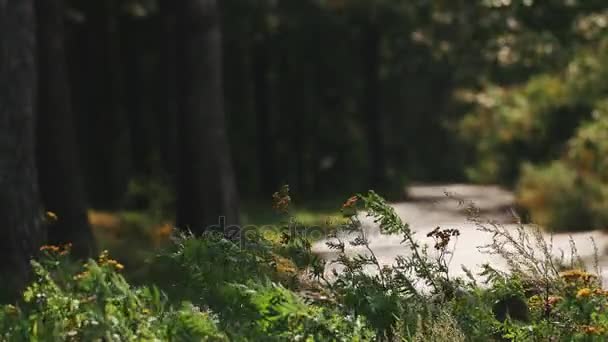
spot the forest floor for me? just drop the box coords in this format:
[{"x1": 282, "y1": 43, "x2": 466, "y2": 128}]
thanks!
[{"x1": 313, "y1": 184, "x2": 608, "y2": 284}]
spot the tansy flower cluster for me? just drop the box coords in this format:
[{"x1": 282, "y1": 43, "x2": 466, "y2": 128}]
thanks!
[
  {"x1": 39, "y1": 243, "x2": 72, "y2": 256},
  {"x1": 559, "y1": 269, "x2": 597, "y2": 284},
  {"x1": 45, "y1": 211, "x2": 58, "y2": 222},
  {"x1": 427, "y1": 227, "x2": 460, "y2": 250},
  {"x1": 576, "y1": 288, "x2": 592, "y2": 298},
  {"x1": 573, "y1": 287, "x2": 608, "y2": 299},
  {"x1": 98, "y1": 250, "x2": 124, "y2": 271}
]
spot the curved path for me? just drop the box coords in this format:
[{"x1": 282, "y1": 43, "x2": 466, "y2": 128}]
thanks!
[{"x1": 312, "y1": 184, "x2": 608, "y2": 283}]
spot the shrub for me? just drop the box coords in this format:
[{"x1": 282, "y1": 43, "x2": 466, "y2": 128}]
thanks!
[
  {"x1": 6, "y1": 189, "x2": 608, "y2": 341},
  {"x1": 517, "y1": 162, "x2": 608, "y2": 231},
  {"x1": 0, "y1": 246, "x2": 226, "y2": 341},
  {"x1": 150, "y1": 230, "x2": 372, "y2": 340}
]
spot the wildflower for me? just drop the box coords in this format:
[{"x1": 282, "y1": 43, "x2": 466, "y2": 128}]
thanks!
[
  {"x1": 342, "y1": 196, "x2": 359, "y2": 209},
  {"x1": 560, "y1": 269, "x2": 597, "y2": 283},
  {"x1": 577, "y1": 288, "x2": 592, "y2": 298},
  {"x1": 45, "y1": 211, "x2": 58, "y2": 222},
  {"x1": 427, "y1": 227, "x2": 460, "y2": 250},
  {"x1": 40, "y1": 245, "x2": 60, "y2": 253},
  {"x1": 98, "y1": 250, "x2": 110, "y2": 264},
  {"x1": 98, "y1": 251, "x2": 124, "y2": 271},
  {"x1": 73, "y1": 271, "x2": 89, "y2": 281},
  {"x1": 58, "y1": 243, "x2": 72, "y2": 256}
]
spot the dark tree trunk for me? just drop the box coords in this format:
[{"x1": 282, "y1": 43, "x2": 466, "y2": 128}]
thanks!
[
  {"x1": 252, "y1": 34, "x2": 277, "y2": 195},
  {"x1": 121, "y1": 14, "x2": 150, "y2": 177},
  {"x1": 159, "y1": 0, "x2": 178, "y2": 177},
  {"x1": 81, "y1": 0, "x2": 131, "y2": 209},
  {"x1": 0, "y1": 0, "x2": 45, "y2": 293},
  {"x1": 362, "y1": 22, "x2": 387, "y2": 190},
  {"x1": 277, "y1": 34, "x2": 305, "y2": 196},
  {"x1": 176, "y1": 0, "x2": 240, "y2": 233},
  {"x1": 35, "y1": 0, "x2": 96, "y2": 258}
]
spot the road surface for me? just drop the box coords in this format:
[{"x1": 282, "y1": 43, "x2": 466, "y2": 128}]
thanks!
[{"x1": 312, "y1": 184, "x2": 608, "y2": 283}]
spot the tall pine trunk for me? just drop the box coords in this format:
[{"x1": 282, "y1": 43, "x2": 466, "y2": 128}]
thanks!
[
  {"x1": 0, "y1": 0, "x2": 45, "y2": 294},
  {"x1": 363, "y1": 22, "x2": 387, "y2": 190},
  {"x1": 252, "y1": 33, "x2": 277, "y2": 195},
  {"x1": 159, "y1": 0, "x2": 178, "y2": 178},
  {"x1": 81, "y1": 0, "x2": 131, "y2": 209},
  {"x1": 35, "y1": 0, "x2": 96, "y2": 258},
  {"x1": 176, "y1": 0, "x2": 240, "y2": 233}
]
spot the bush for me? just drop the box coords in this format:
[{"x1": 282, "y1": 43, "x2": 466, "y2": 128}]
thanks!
[
  {"x1": 0, "y1": 246, "x2": 226, "y2": 341},
  {"x1": 5, "y1": 190, "x2": 608, "y2": 341},
  {"x1": 566, "y1": 100, "x2": 608, "y2": 182},
  {"x1": 459, "y1": 36, "x2": 608, "y2": 185},
  {"x1": 516, "y1": 162, "x2": 608, "y2": 231}
]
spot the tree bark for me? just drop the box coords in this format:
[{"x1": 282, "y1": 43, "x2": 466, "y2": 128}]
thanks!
[
  {"x1": 121, "y1": 13, "x2": 149, "y2": 177},
  {"x1": 176, "y1": 0, "x2": 240, "y2": 233},
  {"x1": 80, "y1": 0, "x2": 131, "y2": 209},
  {"x1": 0, "y1": 0, "x2": 45, "y2": 293},
  {"x1": 363, "y1": 22, "x2": 387, "y2": 190},
  {"x1": 35, "y1": 0, "x2": 96, "y2": 258},
  {"x1": 252, "y1": 33, "x2": 277, "y2": 195},
  {"x1": 159, "y1": 0, "x2": 178, "y2": 178}
]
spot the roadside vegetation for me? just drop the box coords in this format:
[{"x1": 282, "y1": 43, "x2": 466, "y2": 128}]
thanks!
[{"x1": 3, "y1": 189, "x2": 608, "y2": 341}]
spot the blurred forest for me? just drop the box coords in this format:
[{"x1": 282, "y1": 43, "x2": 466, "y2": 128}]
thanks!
[{"x1": 2, "y1": 0, "x2": 608, "y2": 288}]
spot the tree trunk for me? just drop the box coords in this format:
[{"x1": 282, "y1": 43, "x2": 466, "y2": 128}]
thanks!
[
  {"x1": 81, "y1": 0, "x2": 131, "y2": 209},
  {"x1": 252, "y1": 33, "x2": 277, "y2": 195},
  {"x1": 35, "y1": 0, "x2": 96, "y2": 258},
  {"x1": 176, "y1": 0, "x2": 240, "y2": 234},
  {"x1": 0, "y1": 0, "x2": 45, "y2": 293},
  {"x1": 159, "y1": 0, "x2": 178, "y2": 178},
  {"x1": 121, "y1": 14, "x2": 149, "y2": 177},
  {"x1": 363, "y1": 22, "x2": 387, "y2": 190}
]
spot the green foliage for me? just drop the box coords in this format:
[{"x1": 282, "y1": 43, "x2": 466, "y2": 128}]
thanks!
[
  {"x1": 0, "y1": 247, "x2": 225, "y2": 341},
  {"x1": 517, "y1": 161, "x2": 608, "y2": 231},
  {"x1": 459, "y1": 7, "x2": 608, "y2": 184},
  {"x1": 459, "y1": 8, "x2": 608, "y2": 230},
  {"x1": 7, "y1": 191, "x2": 608, "y2": 340},
  {"x1": 515, "y1": 103, "x2": 608, "y2": 231},
  {"x1": 148, "y1": 229, "x2": 371, "y2": 340},
  {"x1": 232, "y1": 282, "x2": 373, "y2": 341}
]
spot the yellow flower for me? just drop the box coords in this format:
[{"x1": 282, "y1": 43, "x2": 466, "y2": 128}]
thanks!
[
  {"x1": 98, "y1": 251, "x2": 124, "y2": 271},
  {"x1": 40, "y1": 245, "x2": 60, "y2": 253},
  {"x1": 45, "y1": 211, "x2": 58, "y2": 222},
  {"x1": 73, "y1": 271, "x2": 89, "y2": 281},
  {"x1": 98, "y1": 250, "x2": 110, "y2": 263},
  {"x1": 560, "y1": 269, "x2": 597, "y2": 283},
  {"x1": 577, "y1": 288, "x2": 592, "y2": 298}
]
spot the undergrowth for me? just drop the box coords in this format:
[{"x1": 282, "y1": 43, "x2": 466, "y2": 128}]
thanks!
[{"x1": 2, "y1": 187, "x2": 607, "y2": 341}]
